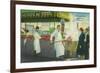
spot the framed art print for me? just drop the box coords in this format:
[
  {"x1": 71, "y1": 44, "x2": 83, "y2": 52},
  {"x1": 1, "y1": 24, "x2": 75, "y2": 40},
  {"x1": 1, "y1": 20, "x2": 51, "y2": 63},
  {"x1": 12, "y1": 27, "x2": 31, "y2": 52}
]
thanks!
[{"x1": 11, "y1": 0, "x2": 97, "y2": 73}]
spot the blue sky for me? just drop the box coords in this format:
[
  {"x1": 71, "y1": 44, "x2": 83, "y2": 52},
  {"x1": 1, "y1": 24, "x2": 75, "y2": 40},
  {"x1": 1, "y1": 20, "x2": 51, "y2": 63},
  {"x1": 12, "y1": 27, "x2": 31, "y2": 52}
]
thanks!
[{"x1": 71, "y1": 12, "x2": 90, "y2": 22}]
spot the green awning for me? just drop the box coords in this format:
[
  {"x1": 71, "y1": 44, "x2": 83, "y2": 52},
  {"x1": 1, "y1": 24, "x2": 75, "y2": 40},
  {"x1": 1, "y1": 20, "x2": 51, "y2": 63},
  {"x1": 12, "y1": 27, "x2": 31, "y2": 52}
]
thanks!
[{"x1": 21, "y1": 10, "x2": 70, "y2": 22}]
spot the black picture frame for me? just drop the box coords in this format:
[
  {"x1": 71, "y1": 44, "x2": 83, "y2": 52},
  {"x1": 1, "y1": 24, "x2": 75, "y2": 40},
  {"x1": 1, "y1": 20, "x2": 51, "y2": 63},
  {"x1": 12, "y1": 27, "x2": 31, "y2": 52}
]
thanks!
[{"x1": 10, "y1": 0, "x2": 97, "y2": 73}]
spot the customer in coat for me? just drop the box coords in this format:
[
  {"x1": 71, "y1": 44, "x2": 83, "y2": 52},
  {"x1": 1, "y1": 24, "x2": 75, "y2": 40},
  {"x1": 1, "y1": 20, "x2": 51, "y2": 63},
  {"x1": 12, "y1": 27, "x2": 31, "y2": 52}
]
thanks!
[
  {"x1": 76, "y1": 28, "x2": 85, "y2": 59},
  {"x1": 84, "y1": 27, "x2": 89, "y2": 59}
]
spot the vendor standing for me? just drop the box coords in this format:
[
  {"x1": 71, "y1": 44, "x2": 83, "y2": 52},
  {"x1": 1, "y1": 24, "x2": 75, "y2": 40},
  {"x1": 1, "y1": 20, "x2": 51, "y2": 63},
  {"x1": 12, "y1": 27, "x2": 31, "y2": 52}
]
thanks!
[
  {"x1": 50, "y1": 25, "x2": 65, "y2": 60},
  {"x1": 33, "y1": 26, "x2": 41, "y2": 55}
]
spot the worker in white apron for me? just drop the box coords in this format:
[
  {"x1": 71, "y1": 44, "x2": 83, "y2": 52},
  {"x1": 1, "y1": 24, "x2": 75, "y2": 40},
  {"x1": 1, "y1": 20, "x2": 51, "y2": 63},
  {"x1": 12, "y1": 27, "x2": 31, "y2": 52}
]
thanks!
[
  {"x1": 33, "y1": 26, "x2": 41, "y2": 54},
  {"x1": 50, "y1": 25, "x2": 65, "y2": 59}
]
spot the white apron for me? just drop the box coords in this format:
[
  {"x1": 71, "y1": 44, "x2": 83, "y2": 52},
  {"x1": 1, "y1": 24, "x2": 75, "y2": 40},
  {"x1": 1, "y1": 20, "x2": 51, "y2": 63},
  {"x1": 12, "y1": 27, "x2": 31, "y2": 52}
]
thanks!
[
  {"x1": 50, "y1": 30, "x2": 65, "y2": 57},
  {"x1": 33, "y1": 31, "x2": 41, "y2": 54}
]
